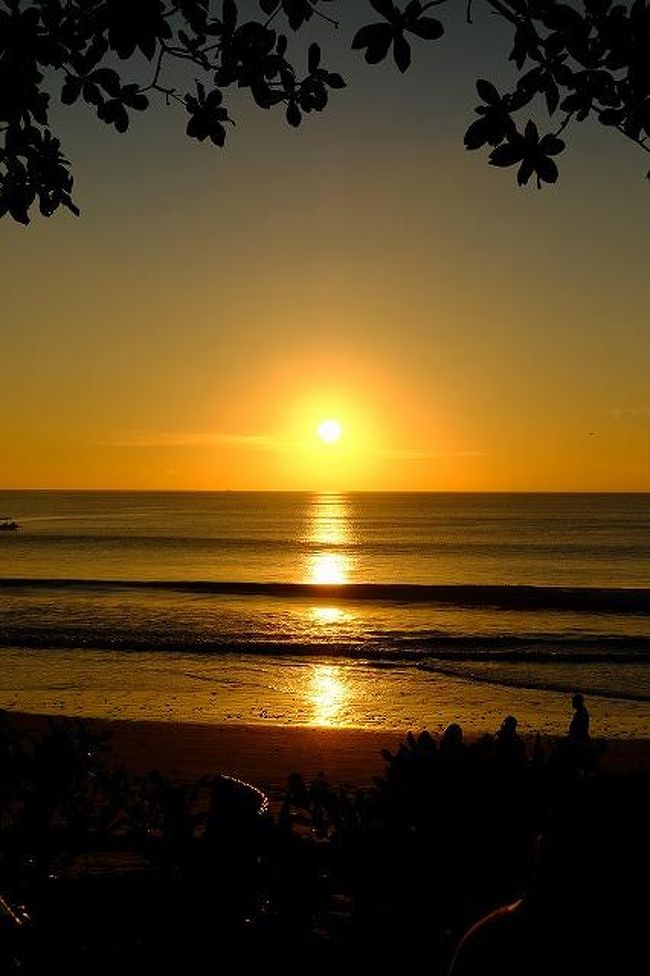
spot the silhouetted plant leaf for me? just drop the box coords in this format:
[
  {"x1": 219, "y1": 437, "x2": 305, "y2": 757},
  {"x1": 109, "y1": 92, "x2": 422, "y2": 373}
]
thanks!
[
  {"x1": 223, "y1": 0, "x2": 238, "y2": 33},
  {"x1": 286, "y1": 99, "x2": 301, "y2": 126},
  {"x1": 352, "y1": 23, "x2": 394, "y2": 64},
  {"x1": 326, "y1": 73, "x2": 346, "y2": 89},
  {"x1": 535, "y1": 154, "x2": 559, "y2": 183},
  {"x1": 476, "y1": 79, "x2": 501, "y2": 106},
  {"x1": 507, "y1": 87, "x2": 535, "y2": 112},
  {"x1": 61, "y1": 77, "x2": 83, "y2": 105},
  {"x1": 185, "y1": 84, "x2": 230, "y2": 145},
  {"x1": 308, "y1": 42, "x2": 321, "y2": 73},
  {"x1": 464, "y1": 116, "x2": 498, "y2": 150},
  {"x1": 393, "y1": 33, "x2": 411, "y2": 73},
  {"x1": 489, "y1": 140, "x2": 525, "y2": 167},
  {"x1": 517, "y1": 157, "x2": 535, "y2": 185},
  {"x1": 98, "y1": 98, "x2": 130, "y2": 132},
  {"x1": 91, "y1": 68, "x2": 122, "y2": 98},
  {"x1": 1, "y1": 0, "x2": 649, "y2": 222},
  {"x1": 370, "y1": 0, "x2": 397, "y2": 18},
  {"x1": 543, "y1": 3, "x2": 585, "y2": 33},
  {"x1": 282, "y1": 0, "x2": 314, "y2": 31},
  {"x1": 82, "y1": 82, "x2": 102, "y2": 107},
  {"x1": 545, "y1": 83, "x2": 560, "y2": 115},
  {"x1": 599, "y1": 108, "x2": 625, "y2": 126},
  {"x1": 408, "y1": 17, "x2": 444, "y2": 40},
  {"x1": 538, "y1": 134, "x2": 565, "y2": 155}
]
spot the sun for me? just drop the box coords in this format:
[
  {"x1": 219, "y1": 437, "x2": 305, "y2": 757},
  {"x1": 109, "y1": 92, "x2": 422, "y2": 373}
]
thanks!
[{"x1": 317, "y1": 419, "x2": 342, "y2": 444}]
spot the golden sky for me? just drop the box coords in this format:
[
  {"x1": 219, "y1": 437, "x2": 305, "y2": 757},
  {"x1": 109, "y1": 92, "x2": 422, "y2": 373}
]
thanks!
[{"x1": 1, "y1": 6, "x2": 648, "y2": 491}]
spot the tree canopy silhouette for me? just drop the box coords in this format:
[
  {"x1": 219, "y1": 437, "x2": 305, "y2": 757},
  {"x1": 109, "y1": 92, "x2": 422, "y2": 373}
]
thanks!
[{"x1": 0, "y1": 0, "x2": 648, "y2": 224}]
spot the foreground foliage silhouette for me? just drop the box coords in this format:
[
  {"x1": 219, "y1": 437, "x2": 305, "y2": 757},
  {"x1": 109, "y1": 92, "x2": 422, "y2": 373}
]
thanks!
[
  {"x1": 0, "y1": 711, "x2": 647, "y2": 974},
  {"x1": 0, "y1": 0, "x2": 648, "y2": 223}
]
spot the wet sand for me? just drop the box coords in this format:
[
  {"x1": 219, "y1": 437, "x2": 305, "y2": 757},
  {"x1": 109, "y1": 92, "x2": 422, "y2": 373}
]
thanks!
[{"x1": 2, "y1": 646, "x2": 649, "y2": 741}]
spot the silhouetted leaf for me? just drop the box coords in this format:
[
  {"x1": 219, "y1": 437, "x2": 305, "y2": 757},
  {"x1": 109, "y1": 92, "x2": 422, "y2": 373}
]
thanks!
[
  {"x1": 476, "y1": 79, "x2": 501, "y2": 106},
  {"x1": 517, "y1": 158, "x2": 535, "y2": 185},
  {"x1": 222, "y1": 0, "x2": 238, "y2": 33},
  {"x1": 408, "y1": 17, "x2": 444, "y2": 40},
  {"x1": 599, "y1": 108, "x2": 624, "y2": 126},
  {"x1": 507, "y1": 87, "x2": 534, "y2": 111},
  {"x1": 308, "y1": 42, "x2": 321, "y2": 73},
  {"x1": 2, "y1": 0, "x2": 648, "y2": 222},
  {"x1": 64, "y1": 197, "x2": 80, "y2": 217},
  {"x1": 370, "y1": 0, "x2": 397, "y2": 19},
  {"x1": 283, "y1": 0, "x2": 314, "y2": 31},
  {"x1": 251, "y1": 81, "x2": 282, "y2": 108},
  {"x1": 524, "y1": 119, "x2": 539, "y2": 144},
  {"x1": 286, "y1": 99, "x2": 301, "y2": 126},
  {"x1": 123, "y1": 90, "x2": 149, "y2": 111},
  {"x1": 538, "y1": 134, "x2": 565, "y2": 155},
  {"x1": 542, "y1": 3, "x2": 585, "y2": 33},
  {"x1": 489, "y1": 141, "x2": 524, "y2": 167},
  {"x1": 326, "y1": 73, "x2": 346, "y2": 89},
  {"x1": 98, "y1": 98, "x2": 130, "y2": 132},
  {"x1": 82, "y1": 82, "x2": 102, "y2": 107},
  {"x1": 352, "y1": 23, "x2": 394, "y2": 64},
  {"x1": 545, "y1": 82, "x2": 560, "y2": 115},
  {"x1": 393, "y1": 33, "x2": 411, "y2": 73},
  {"x1": 535, "y1": 154, "x2": 559, "y2": 184},
  {"x1": 61, "y1": 77, "x2": 83, "y2": 105},
  {"x1": 464, "y1": 116, "x2": 497, "y2": 150},
  {"x1": 91, "y1": 68, "x2": 121, "y2": 97}
]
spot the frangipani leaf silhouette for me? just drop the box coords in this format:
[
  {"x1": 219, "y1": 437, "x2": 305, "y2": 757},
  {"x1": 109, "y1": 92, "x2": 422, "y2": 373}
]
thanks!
[{"x1": 1, "y1": 0, "x2": 648, "y2": 221}]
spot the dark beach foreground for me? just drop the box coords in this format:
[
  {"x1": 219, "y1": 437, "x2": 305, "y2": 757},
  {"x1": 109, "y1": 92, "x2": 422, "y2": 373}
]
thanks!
[
  {"x1": 8, "y1": 711, "x2": 650, "y2": 793},
  {"x1": 2, "y1": 709, "x2": 649, "y2": 976}
]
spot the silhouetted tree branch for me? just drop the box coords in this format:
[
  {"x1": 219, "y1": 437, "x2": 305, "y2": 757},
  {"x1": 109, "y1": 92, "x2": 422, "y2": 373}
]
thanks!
[{"x1": 0, "y1": 0, "x2": 648, "y2": 224}]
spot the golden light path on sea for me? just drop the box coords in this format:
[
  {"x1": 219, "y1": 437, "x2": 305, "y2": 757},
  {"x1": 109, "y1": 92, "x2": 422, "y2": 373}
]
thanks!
[
  {"x1": 305, "y1": 492, "x2": 353, "y2": 585},
  {"x1": 309, "y1": 553, "x2": 348, "y2": 585},
  {"x1": 301, "y1": 494, "x2": 354, "y2": 724},
  {"x1": 309, "y1": 606, "x2": 348, "y2": 625}
]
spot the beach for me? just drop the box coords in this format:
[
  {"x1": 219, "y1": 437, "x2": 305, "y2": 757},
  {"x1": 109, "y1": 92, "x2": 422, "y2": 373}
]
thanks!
[
  {"x1": 2, "y1": 491, "x2": 649, "y2": 786},
  {"x1": 8, "y1": 712, "x2": 650, "y2": 798}
]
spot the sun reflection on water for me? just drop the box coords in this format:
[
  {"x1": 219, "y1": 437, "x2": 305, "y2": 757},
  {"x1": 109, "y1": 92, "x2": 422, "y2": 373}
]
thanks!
[
  {"x1": 308, "y1": 664, "x2": 348, "y2": 727},
  {"x1": 309, "y1": 493, "x2": 351, "y2": 546},
  {"x1": 310, "y1": 606, "x2": 349, "y2": 625},
  {"x1": 305, "y1": 493, "x2": 354, "y2": 585},
  {"x1": 309, "y1": 552, "x2": 348, "y2": 585}
]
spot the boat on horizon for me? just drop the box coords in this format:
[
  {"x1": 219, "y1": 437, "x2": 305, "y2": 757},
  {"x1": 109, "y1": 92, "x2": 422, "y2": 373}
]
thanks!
[{"x1": 0, "y1": 517, "x2": 20, "y2": 531}]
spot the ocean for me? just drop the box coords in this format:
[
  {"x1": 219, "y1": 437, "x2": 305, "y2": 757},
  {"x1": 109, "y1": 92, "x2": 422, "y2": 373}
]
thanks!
[{"x1": 1, "y1": 491, "x2": 649, "y2": 737}]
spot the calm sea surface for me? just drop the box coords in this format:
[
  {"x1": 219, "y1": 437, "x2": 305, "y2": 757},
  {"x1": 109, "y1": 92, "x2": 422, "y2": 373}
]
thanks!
[{"x1": 1, "y1": 491, "x2": 649, "y2": 735}]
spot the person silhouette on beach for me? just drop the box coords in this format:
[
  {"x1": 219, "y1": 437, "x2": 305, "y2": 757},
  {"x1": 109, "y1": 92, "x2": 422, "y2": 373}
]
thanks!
[
  {"x1": 550, "y1": 693, "x2": 595, "y2": 772},
  {"x1": 495, "y1": 715, "x2": 527, "y2": 766},
  {"x1": 568, "y1": 694, "x2": 590, "y2": 741}
]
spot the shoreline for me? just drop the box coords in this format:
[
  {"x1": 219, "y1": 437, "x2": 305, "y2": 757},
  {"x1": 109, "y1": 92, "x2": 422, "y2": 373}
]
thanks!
[
  {"x1": 3, "y1": 645, "x2": 649, "y2": 740},
  {"x1": 6, "y1": 711, "x2": 650, "y2": 796}
]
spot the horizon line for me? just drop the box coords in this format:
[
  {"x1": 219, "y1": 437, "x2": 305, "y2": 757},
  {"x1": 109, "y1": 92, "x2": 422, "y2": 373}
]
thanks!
[{"x1": 1, "y1": 488, "x2": 649, "y2": 496}]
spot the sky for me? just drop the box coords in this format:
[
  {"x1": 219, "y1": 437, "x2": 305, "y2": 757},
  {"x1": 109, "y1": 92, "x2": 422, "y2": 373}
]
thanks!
[{"x1": 1, "y1": 2, "x2": 649, "y2": 491}]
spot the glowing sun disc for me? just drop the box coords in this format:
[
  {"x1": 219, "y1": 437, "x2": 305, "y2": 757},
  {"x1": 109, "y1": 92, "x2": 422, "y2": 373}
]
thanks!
[{"x1": 318, "y1": 419, "x2": 342, "y2": 444}]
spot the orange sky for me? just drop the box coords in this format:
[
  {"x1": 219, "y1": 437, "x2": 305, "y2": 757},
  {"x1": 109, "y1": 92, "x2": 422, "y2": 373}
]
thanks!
[{"x1": 1, "y1": 6, "x2": 648, "y2": 491}]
